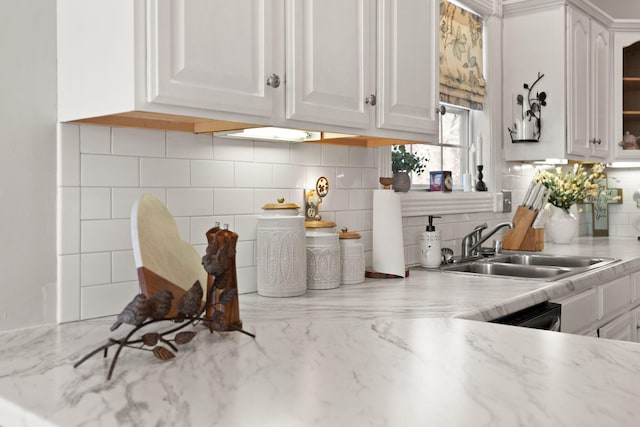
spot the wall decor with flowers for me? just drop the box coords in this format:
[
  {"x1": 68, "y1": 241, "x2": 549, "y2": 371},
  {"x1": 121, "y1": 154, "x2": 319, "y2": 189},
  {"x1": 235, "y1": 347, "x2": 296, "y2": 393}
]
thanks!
[{"x1": 508, "y1": 72, "x2": 547, "y2": 143}]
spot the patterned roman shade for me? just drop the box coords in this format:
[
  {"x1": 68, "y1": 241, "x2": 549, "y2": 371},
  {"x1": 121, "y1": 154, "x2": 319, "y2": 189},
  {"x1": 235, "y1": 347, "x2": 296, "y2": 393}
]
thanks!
[{"x1": 439, "y1": 0, "x2": 486, "y2": 110}]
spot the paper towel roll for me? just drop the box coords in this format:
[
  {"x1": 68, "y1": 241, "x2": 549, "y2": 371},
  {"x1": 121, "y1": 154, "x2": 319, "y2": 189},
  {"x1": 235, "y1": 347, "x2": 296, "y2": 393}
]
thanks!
[{"x1": 372, "y1": 190, "x2": 406, "y2": 277}]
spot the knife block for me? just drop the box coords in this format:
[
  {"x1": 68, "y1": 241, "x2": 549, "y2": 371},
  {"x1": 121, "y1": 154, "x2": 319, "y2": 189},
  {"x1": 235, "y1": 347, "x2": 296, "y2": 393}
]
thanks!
[{"x1": 502, "y1": 206, "x2": 544, "y2": 251}]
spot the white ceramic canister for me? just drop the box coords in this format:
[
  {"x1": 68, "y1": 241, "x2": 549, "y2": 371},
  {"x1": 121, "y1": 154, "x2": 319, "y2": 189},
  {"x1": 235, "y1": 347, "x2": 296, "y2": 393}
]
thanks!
[
  {"x1": 305, "y1": 229, "x2": 341, "y2": 290},
  {"x1": 339, "y1": 228, "x2": 365, "y2": 285},
  {"x1": 256, "y1": 199, "x2": 307, "y2": 297}
]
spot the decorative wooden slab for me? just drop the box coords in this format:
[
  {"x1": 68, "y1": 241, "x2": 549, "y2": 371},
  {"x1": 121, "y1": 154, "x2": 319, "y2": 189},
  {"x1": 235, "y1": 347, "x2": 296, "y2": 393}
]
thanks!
[
  {"x1": 131, "y1": 195, "x2": 207, "y2": 317},
  {"x1": 581, "y1": 176, "x2": 623, "y2": 237}
]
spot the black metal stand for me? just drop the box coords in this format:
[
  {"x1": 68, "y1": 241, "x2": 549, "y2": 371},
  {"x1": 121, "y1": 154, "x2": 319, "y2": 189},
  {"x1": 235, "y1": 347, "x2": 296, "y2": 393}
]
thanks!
[{"x1": 475, "y1": 165, "x2": 487, "y2": 191}]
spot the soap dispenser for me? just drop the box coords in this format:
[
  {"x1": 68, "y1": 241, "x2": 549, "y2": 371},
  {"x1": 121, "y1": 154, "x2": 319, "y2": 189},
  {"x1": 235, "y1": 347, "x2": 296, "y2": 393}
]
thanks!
[{"x1": 419, "y1": 215, "x2": 442, "y2": 268}]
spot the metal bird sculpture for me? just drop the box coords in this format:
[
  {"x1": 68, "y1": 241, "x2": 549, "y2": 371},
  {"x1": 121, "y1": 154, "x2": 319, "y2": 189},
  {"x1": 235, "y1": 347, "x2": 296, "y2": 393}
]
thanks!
[
  {"x1": 147, "y1": 289, "x2": 174, "y2": 320},
  {"x1": 177, "y1": 281, "x2": 203, "y2": 318},
  {"x1": 110, "y1": 294, "x2": 151, "y2": 331}
]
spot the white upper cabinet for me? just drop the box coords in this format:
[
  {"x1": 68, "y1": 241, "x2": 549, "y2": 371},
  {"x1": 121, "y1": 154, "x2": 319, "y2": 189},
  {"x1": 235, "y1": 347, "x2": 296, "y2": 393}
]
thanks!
[
  {"x1": 567, "y1": 7, "x2": 610, "y2": 158},
  {"x1": 376, "y1": 0, "x2": 440, "y2": 135},
  {"x1": 58, "y1": 0, "x2": 439, "y2": 143},
  {"x1": 503, "y1": 2, "x2": 611, "y2": 161},
  {"x1": 285, "y1": 0, "x2": 372, "y2": 128},
  {"x1": 149, "y1": 0, "x2": 280, "y2": 118}
]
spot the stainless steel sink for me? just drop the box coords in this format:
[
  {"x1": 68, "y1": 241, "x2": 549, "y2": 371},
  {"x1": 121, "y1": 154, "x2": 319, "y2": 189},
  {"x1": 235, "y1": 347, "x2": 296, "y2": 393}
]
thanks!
[
  {"x1": 489, "y1": 254, "x2": 609, "y2": 268},
  {"x1": 438, "y1": 252, "x2": 619, "y2": 281},
  {"x1": 441, "y1": 262, "x2": 572, "y2": 279}
]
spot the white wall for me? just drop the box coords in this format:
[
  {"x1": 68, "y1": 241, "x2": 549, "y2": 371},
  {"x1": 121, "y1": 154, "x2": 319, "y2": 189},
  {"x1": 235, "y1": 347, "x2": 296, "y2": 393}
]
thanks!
[{"x1": 0, "y1": 2, "x2": 58, "y2": 331}]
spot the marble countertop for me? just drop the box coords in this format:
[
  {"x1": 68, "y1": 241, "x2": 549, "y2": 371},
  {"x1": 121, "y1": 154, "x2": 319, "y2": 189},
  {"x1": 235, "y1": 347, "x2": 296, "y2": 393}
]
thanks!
[
  {"x1": 240, "y1": 236, "x2": 640, "y2": 323},
  {"x1": 2, "y1": 236, "x2": 640, "y2": 426}
]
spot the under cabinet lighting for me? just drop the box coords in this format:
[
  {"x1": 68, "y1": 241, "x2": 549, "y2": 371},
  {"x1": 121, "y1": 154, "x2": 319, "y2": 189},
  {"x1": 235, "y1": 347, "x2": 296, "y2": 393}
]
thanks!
[
  {"x1": 606, "y1": 162, "x2": 640, "y2": 168},
  {"x1": 217, "y1": 127, "x2": 321, "y2": 142},
  {"x1": 532, "y1": 159, "x2": 569, "y2": 165}
]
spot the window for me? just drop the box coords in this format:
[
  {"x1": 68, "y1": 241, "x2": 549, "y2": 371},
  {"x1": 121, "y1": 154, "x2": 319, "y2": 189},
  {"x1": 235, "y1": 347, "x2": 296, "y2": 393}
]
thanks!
[{"x1": 405, "y1": 104, "x2": 471, "y2": 190}]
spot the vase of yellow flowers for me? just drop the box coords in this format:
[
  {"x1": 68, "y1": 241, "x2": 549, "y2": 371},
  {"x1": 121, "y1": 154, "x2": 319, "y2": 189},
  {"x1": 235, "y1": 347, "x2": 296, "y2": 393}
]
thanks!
[{"x1": 532, "y1": 163, "x2": 605, "y2": 244}]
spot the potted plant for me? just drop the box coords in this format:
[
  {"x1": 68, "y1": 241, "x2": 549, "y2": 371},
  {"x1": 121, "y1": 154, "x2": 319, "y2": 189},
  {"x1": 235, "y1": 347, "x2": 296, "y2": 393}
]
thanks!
[
  {"x1": 532, "y1": 162, "x2": 606, "y2": 244},
  {"x1": 391, "y1": 145, "x2": 427, "y2": 192}
]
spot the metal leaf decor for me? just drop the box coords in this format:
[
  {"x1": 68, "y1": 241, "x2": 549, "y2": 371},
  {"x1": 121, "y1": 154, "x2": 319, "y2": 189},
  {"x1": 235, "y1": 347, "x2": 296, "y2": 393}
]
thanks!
[
  {"x1": 142, "y1": 333, "x2": 159, "y2": 346},
  {"x1": 218, "y1": 289, "x2": 237, "y2": 305},
  {"x1": 152, "y1": 346, "x2": 175, "y2": 360},
  {"x1": 74, "y1": 275, "x2": 256, "y2": 381},
  {"x1": 174, "y1": 331, "x2": 197, "y2": 345}
]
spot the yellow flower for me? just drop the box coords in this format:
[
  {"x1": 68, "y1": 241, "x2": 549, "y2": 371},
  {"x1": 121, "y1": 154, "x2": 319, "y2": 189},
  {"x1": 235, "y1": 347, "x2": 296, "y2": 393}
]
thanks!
[{"x1": 532, "y1": 163, "x2": 606, "y2": 211}]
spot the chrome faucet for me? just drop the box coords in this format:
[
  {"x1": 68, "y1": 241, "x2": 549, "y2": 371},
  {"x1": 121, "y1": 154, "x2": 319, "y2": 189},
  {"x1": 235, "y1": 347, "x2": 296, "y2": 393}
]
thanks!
[{"x1": 460, "y1": 221, "x2": 514, "y2": 261}]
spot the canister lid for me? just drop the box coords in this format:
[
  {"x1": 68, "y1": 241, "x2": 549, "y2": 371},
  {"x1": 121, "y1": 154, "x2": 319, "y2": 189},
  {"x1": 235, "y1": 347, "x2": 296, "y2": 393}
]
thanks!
[
  {"x1": 339, "y1": 227, "x2": 361, "y2": 239},
  {"x1": 262, "y1": 197, "x2": 300, "y2": 210},
  {"x1": 304, "y1": 220, "x2": 336, "y2": 229}
]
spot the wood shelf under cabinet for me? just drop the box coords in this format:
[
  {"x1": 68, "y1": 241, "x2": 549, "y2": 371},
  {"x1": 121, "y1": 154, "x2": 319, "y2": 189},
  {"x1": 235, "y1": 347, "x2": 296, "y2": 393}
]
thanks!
[{"x1": 69, "y1": 111, "x2": 414, "y2": 148}]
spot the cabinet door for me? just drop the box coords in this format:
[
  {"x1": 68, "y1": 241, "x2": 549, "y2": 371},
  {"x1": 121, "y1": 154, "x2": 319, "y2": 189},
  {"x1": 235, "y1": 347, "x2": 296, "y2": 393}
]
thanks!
[
  {"x1": 148, "y1": 0, "x2": 280, "y2": 117},
  {"x1": 567, "y1": 7, "x2": 592, "y2": 157},
  {"x1": 555, "y1": 288, "x2": 598, "y2": 334},
  {"x1": 376, "y1": 0, "x2": 439, "y2": 134},
  {"x1": 598, "y1": 312, "x2": 634, "y2": 342},
  {"x1": 591, "y1": 19, "x2": 611, "y2": 158},
  {"x1": 285, "y1": 0, "x2": 372, "y2": 128}
]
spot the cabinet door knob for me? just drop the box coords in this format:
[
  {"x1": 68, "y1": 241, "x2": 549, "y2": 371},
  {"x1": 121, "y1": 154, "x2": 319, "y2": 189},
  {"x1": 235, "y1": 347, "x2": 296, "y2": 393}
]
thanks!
[
  {"x1": 595, "y1": 138, "x2": 602, "y2": 145},
  {"x1": 266, "y1": 74, "x2": 281, "y2": 88},
  {"x1": 589, "y1": 138, "x2": 595, "y2": 145},
  {"x1": 365, "y1": 94, "x2": 376, "y2": 106},
  {"x1": 436, "y1": 105, "x2": 446, "y2": 115}
]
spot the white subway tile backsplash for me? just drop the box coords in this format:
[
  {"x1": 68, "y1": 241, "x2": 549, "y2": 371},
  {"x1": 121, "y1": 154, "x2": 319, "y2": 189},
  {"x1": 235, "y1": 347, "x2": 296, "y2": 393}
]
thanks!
[
  {"x1": 58, "y1": 187, "x2": 80, "y2": 255},
  {"x1": 255, "y1": 140, "x2": 290, "y2": 163},
  {"x1": 58, "y1": 123, "x2": 80, "y2": 186},
  {"x1": 166, "y1": 188, "x2": 214, "y2": 217},
  {"x1": 167, "y1": 131, "x2": 213, "y2": 159},
  {"x1": 361, "y1": 210, "x2": 373, "y2": 232},
  {"x1": 214, "y1": 137, "x2": 254, "y2": 161},
  {"x1": 81, "y1": 154, "x2": 139, "y2": 187},
  {"x1": 112, "y1": 188, "x2": 166, "y2": 219},
  {"x1": 236, "y1": 266, "x2": 257, "y2": 294},
  {"x1": 336, "y1": 167, "x2": 362, "y2": 189},
  {"x1": 80, "y1": 252, "x2": 111, "y2": 286},
  {"x1": 322, "y1": 189, "x2": 349, "y2": 211},
  {"x1": 112, "y1": 250, "x2": 137, "y2": 283},
  {"x1": 322, "y1": 144, "x2": 350, "y2": 166},
  {"x1": 80, "y1": 281, "x2": 140, "y2": 320},
  {"x1": 236, "y1": 240, "x2": 254, "y2": 268},
  {"x1": 59, "y1": 124, "x2": 394, "y2": 321},
  {"x1": 81, "y1": 187, "x2": 111, "y2": 219},
  {"x1": 349, "y1": 146, "x2": 375, "y2": 167},
  {"x1": 214, "y1": 188, "x2": 254, "y2": 215},
  {"x1": 81, "y1": 219, "x2": 132, "y2": 252},
  {"x1": 235, "y1": 162, "x2": 273, "y2": 188},
  {"x1": 234, "y1": 215, "x2": 259, "y2": 241},
  {"x1": 335, "y1": 210, "x2": 363, "y2": 232},
  {"x1": 57, "y1": 254, "x2": 80, "y2": 323},
  {"x1": 80, "y1": 125, "x2": 111, "y2": 154},
  {"x1": 350, "y1": 189, "x2": 373, "y2": 210},
  {"x1": 112, "y1": 127, "x2": 165, "y2": 157},
  {"x1": 273, "y1": 164, "x2": 305, "y2": 189},
  {"x1": 191, "y1": 160, "x2": 234, "y2": 187},
  {"x1": 291, "y1": 142, "x2": 322, "y2": 166},
  {"x1": 140, "y1": 158, "x2": 190, "y2": 187},
  {"x1": 362, "y1": 168, "x2": 380, "y2": 188}
]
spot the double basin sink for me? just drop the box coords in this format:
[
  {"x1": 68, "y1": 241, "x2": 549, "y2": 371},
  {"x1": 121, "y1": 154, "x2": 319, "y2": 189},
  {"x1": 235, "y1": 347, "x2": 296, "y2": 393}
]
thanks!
[{"x1": 440, "y1": 252, "x2": 619, "y2": 281}]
